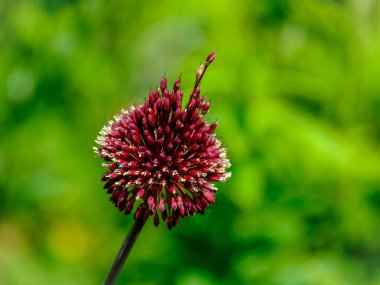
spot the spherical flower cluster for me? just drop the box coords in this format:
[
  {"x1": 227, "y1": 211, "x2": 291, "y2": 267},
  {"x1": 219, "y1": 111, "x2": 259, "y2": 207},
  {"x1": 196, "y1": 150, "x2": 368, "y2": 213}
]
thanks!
[{"x1": 95, "y1": 53, "x2": 231, "y2": 229}]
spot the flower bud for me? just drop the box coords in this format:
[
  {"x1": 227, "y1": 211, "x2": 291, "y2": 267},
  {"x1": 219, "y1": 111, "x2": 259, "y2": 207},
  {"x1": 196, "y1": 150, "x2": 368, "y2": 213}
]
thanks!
[{"x1": 95, "y1": 52, "x2": 230, "y2": 229}]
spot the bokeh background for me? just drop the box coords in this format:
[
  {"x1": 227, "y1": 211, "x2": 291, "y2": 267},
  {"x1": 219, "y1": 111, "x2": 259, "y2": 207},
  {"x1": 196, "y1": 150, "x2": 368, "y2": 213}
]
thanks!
[{"x1": 1, "y1": 0, "x2": 380, "y2": 284}]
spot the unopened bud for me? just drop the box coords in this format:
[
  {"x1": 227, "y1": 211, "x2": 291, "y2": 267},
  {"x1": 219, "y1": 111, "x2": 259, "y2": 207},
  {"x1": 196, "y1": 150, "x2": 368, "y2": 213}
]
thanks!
[
  {"x1": 197, "y1": 65, "x2": 204, "y2": 80},
  {"x1": 202, "y1": 101, "x2": 210, "y2": 114},
  {"x1": 154, "y1": 212, "x2": 160, "y2": 227},
  {"x1": 160, "y1": 76, "x2": 167, "y2": 91},
  {"x1": 174, "y1": 76, "x2": 181, "y2": 92},
  {"x1": 206, "y1": 52, "x2": 216, "y2": 65}
]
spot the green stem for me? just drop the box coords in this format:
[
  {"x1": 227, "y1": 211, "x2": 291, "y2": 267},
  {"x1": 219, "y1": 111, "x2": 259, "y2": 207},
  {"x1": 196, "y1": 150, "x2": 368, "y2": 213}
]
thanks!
[{"x1": 104, "y1": 216, "x2": 146, "y2": 285}]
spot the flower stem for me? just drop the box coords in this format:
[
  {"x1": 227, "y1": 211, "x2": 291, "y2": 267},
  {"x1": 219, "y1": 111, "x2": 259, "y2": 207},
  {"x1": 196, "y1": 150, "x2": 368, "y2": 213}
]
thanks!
[{"x1": 104, "y1": 216, "x2": 146, "y2": 285}]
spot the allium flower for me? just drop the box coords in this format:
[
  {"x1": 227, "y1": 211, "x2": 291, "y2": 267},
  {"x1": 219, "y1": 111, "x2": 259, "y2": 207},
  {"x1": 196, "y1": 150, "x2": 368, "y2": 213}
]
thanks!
[{"x1": 95, "y1": 52, "x2": 231, "y2": 229}]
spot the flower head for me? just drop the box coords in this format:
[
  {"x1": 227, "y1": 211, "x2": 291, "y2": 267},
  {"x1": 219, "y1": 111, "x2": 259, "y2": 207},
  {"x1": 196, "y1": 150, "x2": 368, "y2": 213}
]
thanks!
[{"x1": 95, "y1": 52, "x2": 231, "y2": 229}]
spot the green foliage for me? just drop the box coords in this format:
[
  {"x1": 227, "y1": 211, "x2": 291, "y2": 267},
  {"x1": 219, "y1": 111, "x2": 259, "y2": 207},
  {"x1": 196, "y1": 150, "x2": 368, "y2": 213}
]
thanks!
[{"x1": 1, "y1": 0, "x2": 380, "y2": 284}]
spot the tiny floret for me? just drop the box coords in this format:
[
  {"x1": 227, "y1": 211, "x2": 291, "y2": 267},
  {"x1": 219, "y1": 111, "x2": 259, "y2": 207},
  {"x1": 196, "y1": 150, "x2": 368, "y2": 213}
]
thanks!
[{"x1": 95, "y1": 53, "x2": 231, "y2": 229}]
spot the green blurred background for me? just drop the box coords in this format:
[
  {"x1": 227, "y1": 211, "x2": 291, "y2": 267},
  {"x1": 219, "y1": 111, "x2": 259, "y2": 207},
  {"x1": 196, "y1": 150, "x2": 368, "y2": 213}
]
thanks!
[{"x1": 1, "y1": 0, "x2": 380, "y2": 284}]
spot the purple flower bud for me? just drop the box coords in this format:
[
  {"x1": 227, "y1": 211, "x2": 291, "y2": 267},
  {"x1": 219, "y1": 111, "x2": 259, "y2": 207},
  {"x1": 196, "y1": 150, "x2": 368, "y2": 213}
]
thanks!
[
  {"x1": 134, "y1": 205, "x2": 143, "y2": 220},
  {"x1": 160, "y1": 76, "x2": 167, "y2": 91},
  {"x1": 159, "y1": 197, "x2": 165, "y2": 212},
  {"x1": 149, "y1": 91, "x2": 155, "y2": 106},
  {"x1": 173, "y1": 77, "x2": 181, "y2": 92},
  {"x1": 203, "y1": 190, "x2": 216, "y2": 203},
  {"x1": 202, "y1": 101, "x2": 210, "y2": 114},
  {"x1": 136, "y1": 188, "x2": 145, "y2": 199},
  {"x1": 162, "y1": 97, "x2": 170, "y2": 111},
  {"x1": 206, "y1": 52, "x2": 216, "y2": 65},
  {"x1": 197, "y1": 65, "x2": 204, "y2": 80},
  {"x1": 154, "y1": 213, "x2": 160, "y2": 227},
  {"x1": 162, "y1": 209, "x2": 168, "y2": 222},
  {"x1": 209, "y1": 122, "x2": 218, "y2": 132},
  {"x1": 117, "y1": 190, "x2": 127, "y2": 207},
  {"x1": 170, "y1": 196, "x2": 177, "y2": 211},
  {"x1": 95, "y1": 52, "x2": 231, "y2": 229},
  {"x1": 147, "y1": 195, "x2": 156, "y2": 212}
]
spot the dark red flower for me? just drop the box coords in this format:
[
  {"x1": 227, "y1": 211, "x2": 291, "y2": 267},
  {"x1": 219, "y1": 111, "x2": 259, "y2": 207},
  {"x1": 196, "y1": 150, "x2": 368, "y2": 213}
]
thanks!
[{"x1": 95, "y1": 52, "x2": 231, "y2": 229}]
